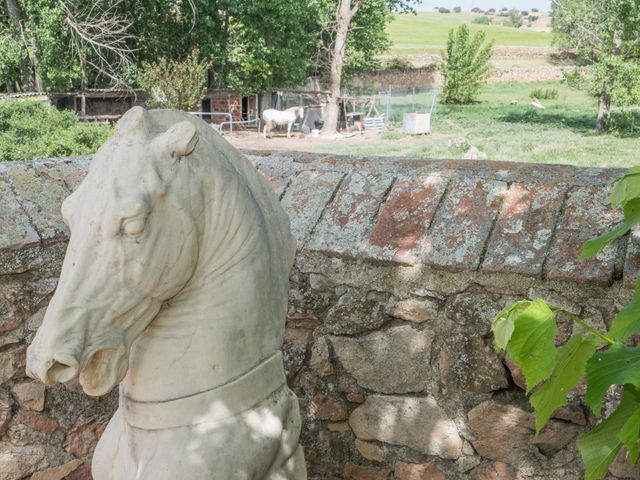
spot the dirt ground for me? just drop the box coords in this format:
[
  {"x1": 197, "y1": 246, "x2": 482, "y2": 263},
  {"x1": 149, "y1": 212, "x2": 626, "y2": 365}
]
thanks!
[{"x1": 224, "y1": 129, "x2": 378, "y2": 154}]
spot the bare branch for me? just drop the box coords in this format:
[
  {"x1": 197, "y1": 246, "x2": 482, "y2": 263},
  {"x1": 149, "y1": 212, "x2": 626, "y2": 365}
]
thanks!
[{"x1": 62, "y1": 0, "x2": 138, "y2": 90}]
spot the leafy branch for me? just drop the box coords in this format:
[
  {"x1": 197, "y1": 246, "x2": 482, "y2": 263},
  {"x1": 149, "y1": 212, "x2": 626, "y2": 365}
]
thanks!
[{"x1": 493, "y1": 168, "x2": 640, "y2": 479}]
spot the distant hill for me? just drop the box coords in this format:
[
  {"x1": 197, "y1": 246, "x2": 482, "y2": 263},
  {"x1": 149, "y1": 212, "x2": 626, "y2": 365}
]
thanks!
[{"x1": 386, "y1": 12, "x2": 552, "y2": 55}]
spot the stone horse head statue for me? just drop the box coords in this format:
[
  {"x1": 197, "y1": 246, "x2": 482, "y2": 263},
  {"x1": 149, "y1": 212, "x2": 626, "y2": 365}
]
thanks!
[{"x1": 26, "y1": 107, "x2": 306, "y2": 480}]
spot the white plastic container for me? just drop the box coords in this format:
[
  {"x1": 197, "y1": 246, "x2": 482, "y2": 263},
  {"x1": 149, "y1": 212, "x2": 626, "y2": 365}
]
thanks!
[
  {"x1": 403, "y1": 113, "x2": 431, "y2": 135},
  {"x1": 311, "y1": 129, "x2": 320, "y2": 138}
]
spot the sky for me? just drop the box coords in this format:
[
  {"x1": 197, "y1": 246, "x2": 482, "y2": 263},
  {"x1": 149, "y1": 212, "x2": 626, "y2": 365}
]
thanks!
[{"x1": 416, "y1": 0, "x2": 551, "y2": 12}]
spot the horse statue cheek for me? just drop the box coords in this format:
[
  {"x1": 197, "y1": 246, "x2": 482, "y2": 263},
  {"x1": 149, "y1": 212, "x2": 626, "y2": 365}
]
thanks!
[{"x1": 25, "y1": 107, "x2": 307, "y2": 480}]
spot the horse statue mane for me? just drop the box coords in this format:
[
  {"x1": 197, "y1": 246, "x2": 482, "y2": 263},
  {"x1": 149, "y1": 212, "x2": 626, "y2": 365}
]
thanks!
[{"x1": 26, "y1": 107, "x2": 306, "y2": 479}]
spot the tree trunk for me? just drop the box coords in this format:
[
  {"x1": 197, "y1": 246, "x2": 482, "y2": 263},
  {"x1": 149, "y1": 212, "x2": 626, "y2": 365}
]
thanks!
[
  {"x1": 596, "y1": 92, "x2": 611, "y2": 131},
  {"x1": 321, "y1": 0, "x2": 361, "y2": 135},
  {"x1": 5, "y1": 0, "x2": 36, "y2": 91},
  {"x1": 30, "y1": 37, "x2": 44, "y2": 91}
]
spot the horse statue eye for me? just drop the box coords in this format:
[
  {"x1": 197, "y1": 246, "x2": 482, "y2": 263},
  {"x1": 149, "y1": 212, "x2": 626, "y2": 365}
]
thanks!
[{"x1": 122, "y1": 216, "x2": 146, "y2": 238}]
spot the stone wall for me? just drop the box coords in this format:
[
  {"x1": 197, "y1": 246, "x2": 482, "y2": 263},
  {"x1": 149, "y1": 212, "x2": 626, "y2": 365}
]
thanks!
[{"x1": 0, "y1": 151, "x2": 637, "y2": 479}]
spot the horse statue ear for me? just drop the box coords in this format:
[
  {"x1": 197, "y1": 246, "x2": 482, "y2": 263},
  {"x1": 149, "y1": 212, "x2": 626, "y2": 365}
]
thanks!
[
  {"x1": 116, "y1": 106, "x2": 152, "y2": 139},
  {"x1": 155, "y1": 121, "x2": 199, "y2": 159}
]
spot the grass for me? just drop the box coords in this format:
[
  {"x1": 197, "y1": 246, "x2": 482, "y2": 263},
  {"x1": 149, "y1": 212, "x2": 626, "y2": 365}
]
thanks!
[
  {"x1": 305, "y1": 81, "x2": 640, "y2": 169},
  {"x1": 387, "y1": 12, "x2": 552, "y2": 54}
]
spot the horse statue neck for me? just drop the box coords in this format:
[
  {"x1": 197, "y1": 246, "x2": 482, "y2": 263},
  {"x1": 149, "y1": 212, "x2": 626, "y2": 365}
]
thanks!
[{"x1": 122, "y1": 140, "x2": 291, "y2": 403}]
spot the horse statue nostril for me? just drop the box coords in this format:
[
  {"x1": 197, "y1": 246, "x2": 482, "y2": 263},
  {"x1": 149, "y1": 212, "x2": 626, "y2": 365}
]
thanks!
[{"x1": 47, "y1": 358, "x2": 79, "y2": 383}]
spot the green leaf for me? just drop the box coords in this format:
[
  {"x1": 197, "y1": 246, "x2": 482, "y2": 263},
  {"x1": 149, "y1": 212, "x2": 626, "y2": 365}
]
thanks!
[
  {"x1": 618, "y1": 408, "x2": 640, "y2": 464},
  {"x1": 492, "y1": 300, "x2": 531, "y2": 351},
  {"x1": 609, "y1": 279, "x2": 640, "y2": 342},
  {"x1": 530, "y1": 333, "x2": 600, "y2": 433},
  {"x1": 580, "y1": 198, "x2": 640, "y2": 259},
  {"x1": 610, "y1": 168, "x2": 640, "y2": 208},
  {"x1": 581, "y1": 223, "x2": 631, "y2": 259},
  {"x1": 507, "y1": 299, "x2": 558, "y2": 393},
  {"x1": 586, "y1": 344, "x2": 640, "y2": 415},
  {"x1": 579, "y1": 386, "x2": 640, "y2": 480}
]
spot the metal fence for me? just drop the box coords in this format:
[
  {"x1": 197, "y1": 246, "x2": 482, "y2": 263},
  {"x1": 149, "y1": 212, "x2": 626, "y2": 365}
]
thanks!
[{"x1": 374, "y1": 87, "x2": 438, "y2": 125}]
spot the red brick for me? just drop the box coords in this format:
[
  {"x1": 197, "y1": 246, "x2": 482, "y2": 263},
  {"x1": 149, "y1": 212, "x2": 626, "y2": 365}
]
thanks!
[
  {"x1": 482, "y1": 182, "x2": 566, "y2": 276},
  {"x1": 545, "y1": 186, "x2": 623, "y2": 285},
  {"x1": 394, "y1": 461, "x2": 446, "y2": 480},
  {"x1": 545, "y1": 229, "x2": 621, "y2": 285},
  {"x1": 308, "y1": 172, "x2": 395, "y2": 257},
  {"x1": 0, "y1": 177, "x2": 40, "y2": 251},
  {"x1": 4, "y1": 162, "x2": 71, "y2": 242},
  {"x1": 253, "y1": 157, "x2": 296, "y2": 198},
  {"x1": 368, "y1": 174, "x2": 448, "y2": 264},
  {"x1": 424, "y1": 176, "x2": 507, "y2": 271},
  {"x1": 281, "y1": 170, "x2": 344, "y2": 245}
]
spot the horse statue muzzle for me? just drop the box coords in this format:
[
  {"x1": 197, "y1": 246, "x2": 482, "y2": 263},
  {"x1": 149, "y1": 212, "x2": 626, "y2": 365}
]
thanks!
[{"x1": 26, "y1": 107, "x2": 306, "y2": 480}]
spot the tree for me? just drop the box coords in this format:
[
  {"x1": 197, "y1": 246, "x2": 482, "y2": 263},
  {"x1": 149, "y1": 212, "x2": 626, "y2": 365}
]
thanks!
[
  {"x1": 0, "y1": 0, "x2": 320, "y2": 94},
  {"x1": 454, "y1": 6, "x2": 462, "y2": 13},
  {"x1": 320, "y1": 0, "x2": 417, "y2": 134},
  {"x1": 508, "y1": 8, "x2": 523, "y2": 27},
  {"x1": 2, "y1": 0, "x2": 44, "y2": 91},
  {"x1": 0, "y1": 0, "x2": 138, "y2": 92},
  {"x1": 552, "y1": 0, "x2": 640, "y2": 131},
  {"x1": 440, "y1": 24, "x2": 493, "y2": 104},
  {"x1": 138, "y1": 49, "x2": 211, "y2": 111},
  {"x1": 62, "y1": 0, "x2": 137, "y2": 90}
]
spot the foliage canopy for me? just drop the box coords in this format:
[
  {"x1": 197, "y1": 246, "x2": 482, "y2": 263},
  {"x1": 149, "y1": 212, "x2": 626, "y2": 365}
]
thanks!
[
  {"x1": 552, "y1": 0, "x2": 640, "y2": 130},
  {"x1": 0, "y1": 0, "x2": 411, "y2": 94},
  {"x1": 138, "y1": 49, "x2": 211, "y2": 111},
  {"x1": 440, "y1": 24, "x2": 493, "y2": 104}
]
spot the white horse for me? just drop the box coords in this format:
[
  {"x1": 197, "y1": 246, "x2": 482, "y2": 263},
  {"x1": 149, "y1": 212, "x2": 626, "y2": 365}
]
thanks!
[
  {"x1": 26, "y1": 107, "x2": 306, "y2": 480},
  {"x1": 262, "y1": 106, "x2": 304, "y2": 139}
]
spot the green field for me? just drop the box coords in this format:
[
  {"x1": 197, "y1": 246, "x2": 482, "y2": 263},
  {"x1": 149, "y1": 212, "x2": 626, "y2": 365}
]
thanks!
[
  {"x1": 387, "y1": 12, "x2": 552, "y2": 54},
  {"x1": 305, "y1": 81, "x2": 640, "y2": 169}
]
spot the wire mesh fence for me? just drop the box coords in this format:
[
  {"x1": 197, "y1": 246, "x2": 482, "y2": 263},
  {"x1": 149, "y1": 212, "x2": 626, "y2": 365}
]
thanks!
[{"x1": 374, "y1": 87, "x2": 438, "y2": 125}]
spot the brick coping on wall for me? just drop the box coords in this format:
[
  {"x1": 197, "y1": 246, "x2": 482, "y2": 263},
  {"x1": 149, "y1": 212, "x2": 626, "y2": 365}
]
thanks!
[
  {"x1": 0, "y1": 152, "x2": 631, "y2": 287},
  {"x1": 244, "y1": 150, "x2": 629, "y2": 288}
]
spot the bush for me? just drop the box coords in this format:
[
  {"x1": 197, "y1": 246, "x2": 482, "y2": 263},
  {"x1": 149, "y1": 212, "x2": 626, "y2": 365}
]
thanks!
[
  {"x1": 500, "y1": 7, "x2": 508, "y2": 11},
  {"x1": 531, "y1": 7, "x2": 539, "y2": 12},
  {"x1": 508, "y1": 8, "x2": 523, "y2": 27},
  {"x1": 139, "y1": 49, "x2": 212, "y2": 111},
  {"x1": 604, "y1": 110, "x2": 640, "y2": 136},
  {"x1": 521, "y1": 10, "x2": 529, "y2": 16},
  {"x1": 438, "y1": 7, "x2": 451, "y2": 13},
  {"x1": 453, "y1": 6, "x2": 462, "y2": 12},
  {"x1": 0, "y1": 101, "x2": 112, "y2": 162},
  {"x1": 528, "y1": 15, "x2": 539, "y2": 22},
  {"x1": 488, "y1": 8, "x2": 496, "y2": 13},
  {"x1": 472, "y1": 16, "x2": 491, "y2": 25},
  {"x1": 529, "y1": 88, "x2": 559, "y2": 100},
  {"x1": 383, "y1": 57, "x2": 413, "y2": 70},
  {"x1": 440, "y1": 24, "x2": 494, "y2": 104},
  {"x1": 471, "y1": 7, "x2": 481, "y2": 12}
]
